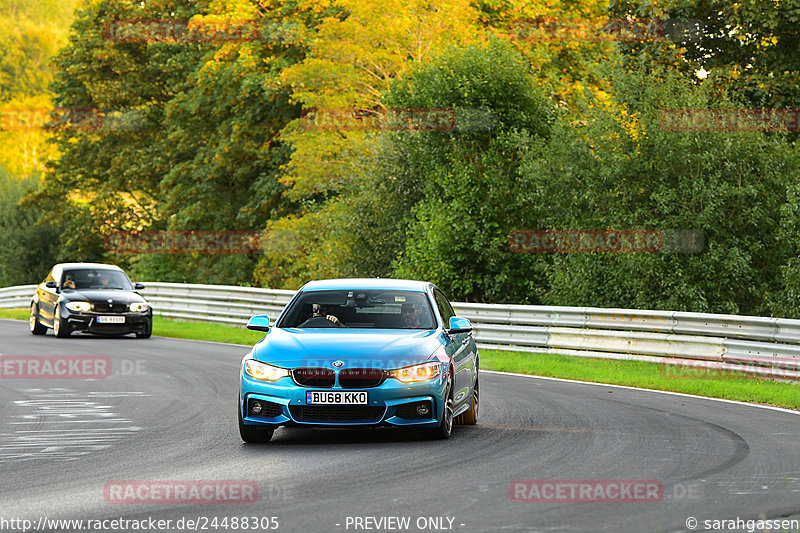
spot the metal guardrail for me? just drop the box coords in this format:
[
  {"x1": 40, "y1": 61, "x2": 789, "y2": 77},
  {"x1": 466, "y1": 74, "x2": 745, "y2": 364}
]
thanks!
[
  {"x1": 2, "y1": 282, "x2": 799, "y2": 380},
  {"x1": 0, "y1": 285, "x2": 37, "y2": 310},
  {"x1": 139, "y1": 282, "x2": 295, "y2": 326}
]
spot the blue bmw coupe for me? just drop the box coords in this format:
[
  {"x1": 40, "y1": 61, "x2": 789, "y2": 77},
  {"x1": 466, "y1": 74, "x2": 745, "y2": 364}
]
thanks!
[{"x1": 238, "y1": 279, "x2": 479, "y2": 442}]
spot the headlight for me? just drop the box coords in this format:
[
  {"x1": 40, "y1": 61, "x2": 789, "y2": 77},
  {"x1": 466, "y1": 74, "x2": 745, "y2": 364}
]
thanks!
[
  {"x1": 388, "y1": 362, "x2": 441, "y2": 383},
  {"x1": 129, "y1": 302, "x2": 149, "y2": 312},
  {"x1": 244, "y1": 360, "x2": 289, "y2": 382},
  {"x1": 65, "y1": 301, "x2": 91, "y2": 312}
]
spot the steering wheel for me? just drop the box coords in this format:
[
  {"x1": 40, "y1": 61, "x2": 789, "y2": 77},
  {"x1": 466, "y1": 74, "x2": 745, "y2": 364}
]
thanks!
[{"x1": 298, "y1": 316, "x2": 339, "y2": 328}]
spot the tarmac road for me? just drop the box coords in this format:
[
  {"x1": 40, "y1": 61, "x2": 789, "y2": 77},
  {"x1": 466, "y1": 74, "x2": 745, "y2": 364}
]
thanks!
[{"x1": 1, "y1": 319, "x2": 798, "y2": 533}]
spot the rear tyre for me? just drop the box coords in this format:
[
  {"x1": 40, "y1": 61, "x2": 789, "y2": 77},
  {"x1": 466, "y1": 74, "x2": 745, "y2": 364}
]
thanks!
[
  {"x1": 53, "y1": 306, "x2": 71, "y2": 338},
  {"x1": 29, "y1": 304, "x2": 47, "y2": 335},
  {"x1": 455, "y1": 376, "x2": 479, "y2": 426},
  {"x1": 238, "y1": 401, "x2": 274, "y2": 443}
]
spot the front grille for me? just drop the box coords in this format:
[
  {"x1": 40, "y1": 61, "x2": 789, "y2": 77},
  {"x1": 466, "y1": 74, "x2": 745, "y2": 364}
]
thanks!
[
  {"x1": 292, "y1": 368, "x2": 335, "y2": 387},
  {"x1": 338, "y1": 368, "x2": 386, "y2": 388},
  {"x1": 290, "y1": 405, "x2": 385, "y2": 422},
  {"x1": 92, "y1": 302, "x2": 128, "y2": 313},
  {"x1": 248, "y1": 399, "x2": 282, "y2": 418}
]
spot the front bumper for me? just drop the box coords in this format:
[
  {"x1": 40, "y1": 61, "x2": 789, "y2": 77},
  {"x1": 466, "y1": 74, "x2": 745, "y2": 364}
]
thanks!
[
  {"x1": 64, "y1": 309, "x2": 152, "y2": 335},
  {"x1": 239, "y1": 369, "x2": 447, "y2": 428}
]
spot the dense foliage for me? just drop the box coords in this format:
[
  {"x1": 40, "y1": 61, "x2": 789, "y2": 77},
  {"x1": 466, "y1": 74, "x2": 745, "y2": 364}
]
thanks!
[{"x1": 3, "y1": 0, "x2": 800, "y2": 317}]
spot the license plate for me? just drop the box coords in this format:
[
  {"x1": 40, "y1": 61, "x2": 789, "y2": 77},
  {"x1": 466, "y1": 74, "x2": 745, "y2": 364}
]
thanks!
[
  {"x1": 96, "y1": 316, "x2": 125, "y2": 324},
  {"x1": 306, "y1": 391, "x2": 367, "y2": 405}
]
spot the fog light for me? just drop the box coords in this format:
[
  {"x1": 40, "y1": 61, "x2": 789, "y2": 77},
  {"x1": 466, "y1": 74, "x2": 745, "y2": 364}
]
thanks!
[
  {"x1": 250, "y1": 401, "x2": 263, "y2": 415},
  {"x1": 416, "y1": 403, "x2": 430, "y2": 416}
]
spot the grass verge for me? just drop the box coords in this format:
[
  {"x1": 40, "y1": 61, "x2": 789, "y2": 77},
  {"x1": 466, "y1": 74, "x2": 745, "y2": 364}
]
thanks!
[
  {"x1": 152, "y1": 317, "x2": 264, "y2": 345},
  {"x1": 2, "y1": 308, "x2": 796, "y2": 410},
  {"x1": 0, "y1": 308, "x2": 28, "y2": 320},
  {"x1": 481, "y1": 350, "x2": 799, "y2": 411}
]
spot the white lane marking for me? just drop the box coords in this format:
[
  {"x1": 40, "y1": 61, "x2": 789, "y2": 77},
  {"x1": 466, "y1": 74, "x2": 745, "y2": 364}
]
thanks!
[
  {"x1": 10, "y1": 419, "x2": 135, "y2": 424},
  {"x1": 714, "y1": 474, "x2": 800, "y2": 494},
  {"x1": 0, "y1": 388, "x2": 146, "y2": 462},
  {"x1": 480, "y1": 369, "x2": 800, "y2": 416},
  {"x1": 88, "y1": 392, "x2": 148, "y2": 397}
]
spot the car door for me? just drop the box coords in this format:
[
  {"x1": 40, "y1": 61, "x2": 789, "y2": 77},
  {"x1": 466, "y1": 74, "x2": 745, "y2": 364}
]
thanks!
[
  {"x1": 37, "y1": 268, "x2": 59, "y2": 324},
  {"x1": 433, "y1": 288, "x2": 475, "y2": 410}
]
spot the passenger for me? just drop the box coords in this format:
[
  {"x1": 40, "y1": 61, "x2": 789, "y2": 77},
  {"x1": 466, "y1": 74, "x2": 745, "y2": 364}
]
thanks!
[
  {"x1": 63, "y1": 275, "x2": 76, "y2": 290},
  {"x1": 98, "y1": 273, "x2": 112, "y2": 288},
  {"x1": 401, "y1": 302, "x2": 423, "y2": 328}
]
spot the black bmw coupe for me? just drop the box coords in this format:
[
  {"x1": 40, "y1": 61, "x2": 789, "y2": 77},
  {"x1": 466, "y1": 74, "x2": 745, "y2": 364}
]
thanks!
[{"x1": 30, "y1": 263, "x2": 152, "y2": 338}]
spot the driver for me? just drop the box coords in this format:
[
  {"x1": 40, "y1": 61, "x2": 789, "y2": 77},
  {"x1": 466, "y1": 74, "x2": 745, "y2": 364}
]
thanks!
[{"x1": 312, "y1": 303, "x2": 343, "y2": 326}]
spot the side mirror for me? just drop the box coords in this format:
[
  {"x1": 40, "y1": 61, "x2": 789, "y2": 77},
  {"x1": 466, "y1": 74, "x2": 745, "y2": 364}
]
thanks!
[
  {"x1": 246, "y1": 315, "x2": 271, "y2": 332},
  {"x1": 447, "y1": 316, "x2": 473, "y2": 335},
  {"x1": 45, "y1": 281, "x2": 58, "y2": 289},
  {"x1": 134, "y1": 282, "x2": 145, "y2": 290}
]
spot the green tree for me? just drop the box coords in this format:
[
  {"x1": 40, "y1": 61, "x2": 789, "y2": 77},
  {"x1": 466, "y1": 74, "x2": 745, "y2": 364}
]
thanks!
[
  {"x1": 31, "y1": 0, "x2": 210, "y2": 262},
  {"x1": 33, "y1": 0, "x2": 319, "y2": 284},
  {"x1": 368, "y1": 39, "x2": 555, "y2": 302},
  {"x1": 0, "y1": 0, "x2": 80, "y2": 183},
  {"x1": 477, "y1": 0, "x2": 628, "y2": 104},
  {"x1": 518, "y1": 66, "x2": 795, "y2": 313},
  {"x1": 129, "y1": 0, "x2": 319, "y2": 284},
  {"x1": 612, "y1": 0, "x2": 800, "y2": 108},
  {"x1": 0, "y1": 171, "x2": 62, "y2": 285},
  {"x1": 255, "y1": 0, "x2": 483, "y2": 288},
  {"x1": 0, "y1": 0, "x2": 81, "y2": 102}
]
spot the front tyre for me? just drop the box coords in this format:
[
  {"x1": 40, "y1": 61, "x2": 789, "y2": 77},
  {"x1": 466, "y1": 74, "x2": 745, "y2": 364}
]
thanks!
[
  {"x1": 429, "y1": 375, "x2": 454, "y2": 440},
  {"x1": 30, "y1": 304, "x2": 47, "y2": 335},
  {"x1": 238, "y1": 401, "x2": 274, "y2": 443},
  {"x1": 53, "y1": 306, "x2": 71, "y2": 338},
  {"x1": 136, "y1": 320, "x2": 152, "y2": 339}
]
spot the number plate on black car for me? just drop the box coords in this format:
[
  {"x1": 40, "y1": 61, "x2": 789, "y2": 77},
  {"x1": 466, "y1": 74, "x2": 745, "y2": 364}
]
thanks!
[
  {"x1": 97, "y1": 316, "x2": 125, "y2": 324},
  {"x1": 306, "y1": 391, "x2": 367, "y2": 404}
]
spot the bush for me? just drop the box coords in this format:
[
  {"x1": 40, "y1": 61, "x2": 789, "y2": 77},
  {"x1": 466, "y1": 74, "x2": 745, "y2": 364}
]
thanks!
[
  {"x1": 0, "y1": 173, "x2": 62, "y2": 286},
  {"x1": 518, "y1": 66, "x2": 795, "y2": 314},
  {"x1": 356, "y1": 38, "x2": 556, "y2": 302}
]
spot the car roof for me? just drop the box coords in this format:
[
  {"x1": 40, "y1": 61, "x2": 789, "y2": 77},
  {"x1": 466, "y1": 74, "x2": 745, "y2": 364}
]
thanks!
[
  {"x1": 299, "y1": 278, "x2": 432, "y2": 292},
  {"x1": 56, "y1": 263, "x2": 124, "y2": 271}
]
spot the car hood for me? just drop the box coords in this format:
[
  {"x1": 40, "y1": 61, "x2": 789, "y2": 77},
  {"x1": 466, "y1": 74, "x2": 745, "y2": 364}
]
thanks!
[
  {"x1": 60, "y1": 289, "x2": 146, "y2": 304},
  {"x1": 252, "y1": 328, "x2": 443, "y2": 370}
]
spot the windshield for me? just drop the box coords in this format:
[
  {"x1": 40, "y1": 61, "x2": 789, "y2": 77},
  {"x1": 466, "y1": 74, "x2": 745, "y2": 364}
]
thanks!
[
  {"x1": 279, "y1": 290, "x2": 437, "y2": 329},
  {"x1": 62, "y1": 268, "x2": 133, "y2": 291}
]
